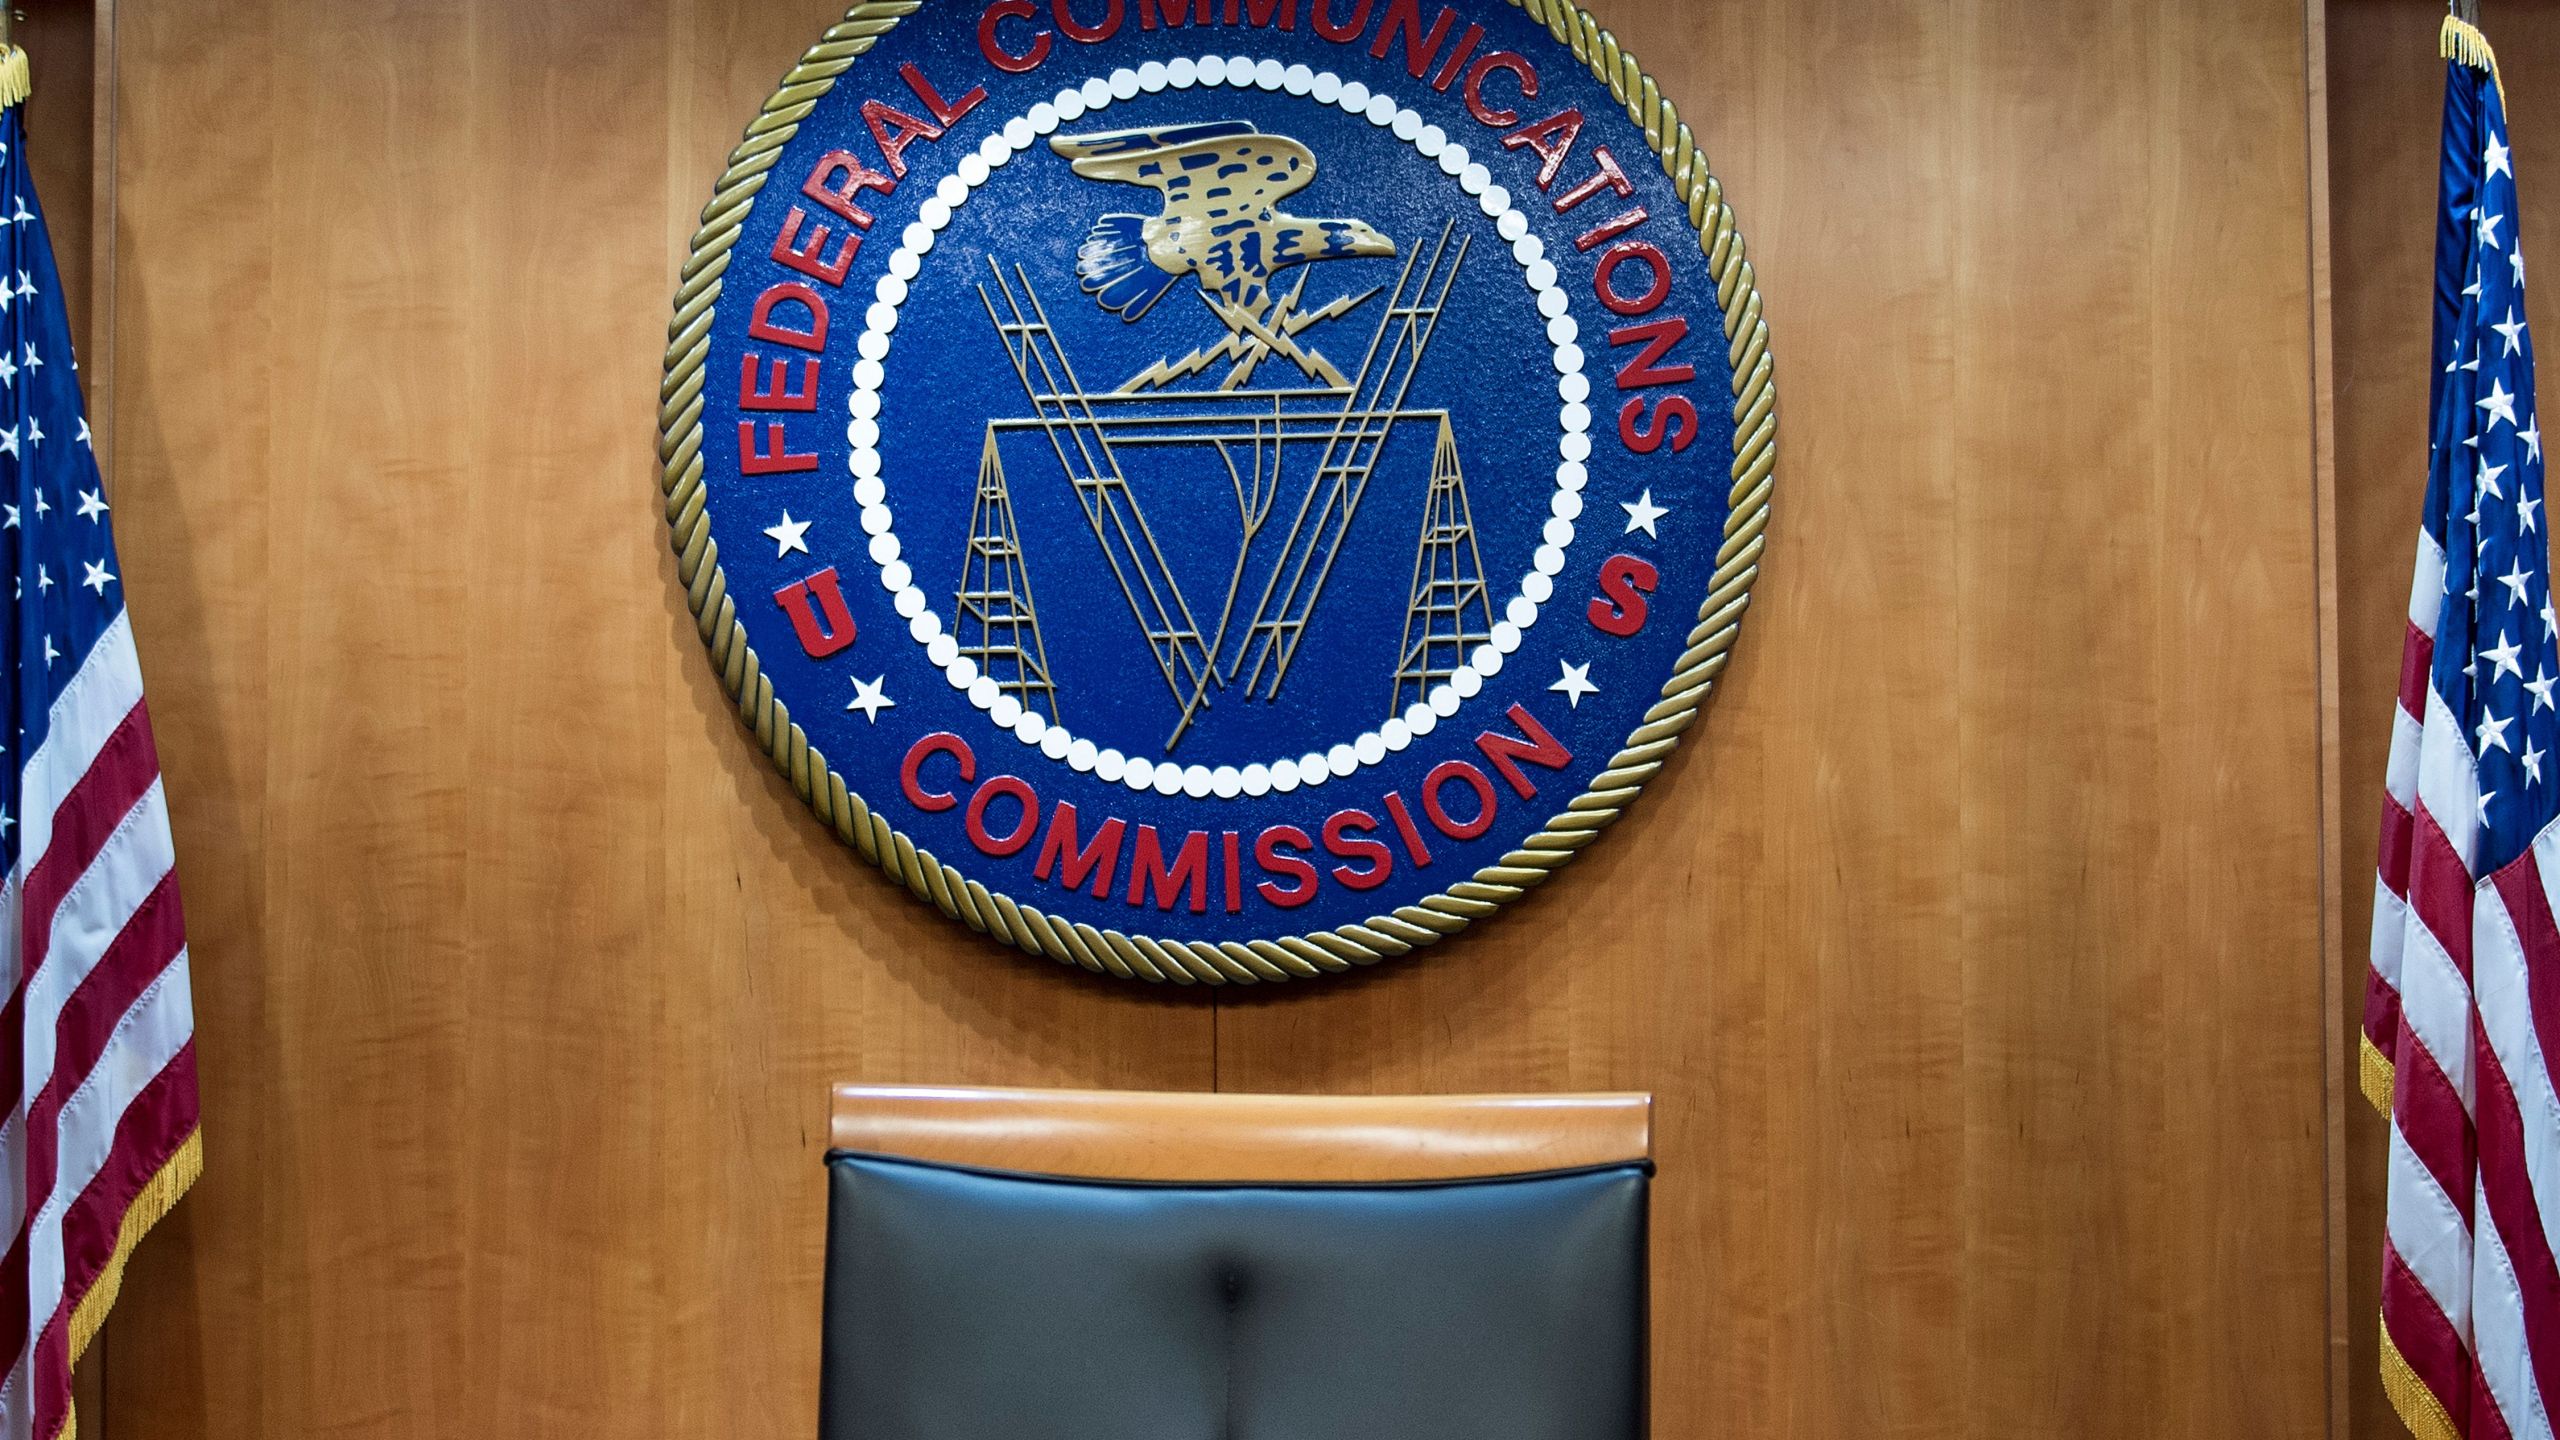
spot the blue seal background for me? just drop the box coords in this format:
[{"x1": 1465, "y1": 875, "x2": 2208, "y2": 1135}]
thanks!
[{"x1": 697, "y1": 1, "x2": 1738, "y2": 943}]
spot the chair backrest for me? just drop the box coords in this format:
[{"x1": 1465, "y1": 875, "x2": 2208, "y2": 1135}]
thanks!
[{"x1": 820, "y1": 1086, "x2": 1653, "y2": 1440}]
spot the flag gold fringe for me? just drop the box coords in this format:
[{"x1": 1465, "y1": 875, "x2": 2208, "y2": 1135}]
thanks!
[
  {"x1": 2381, "y1": 1320, "x2": 2464, "y2": 1440},
  {"x1": 51, "y1": 1127, "x2": 202, "y2": 1440},
  {"x1": 2362, "y1": 1031, "x2": 2396, "y2": 1118},
  {"x1": 0, "y1": 48, "x2": 28, "y2": 113},
  {"x1": 2442, "y1": 15, "x2": 2506, "y2": 109}
]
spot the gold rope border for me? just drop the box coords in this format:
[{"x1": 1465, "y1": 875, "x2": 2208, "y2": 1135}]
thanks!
[{"x1": 657, "y1": 0, "x2": 1775, "y2": 984}]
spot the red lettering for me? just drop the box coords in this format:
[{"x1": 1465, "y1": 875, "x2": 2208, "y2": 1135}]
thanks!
[
  {"x1": 1463, "y1": 52, "x2": 1536, "y2": 127},
  {"x1": 1504, "y1": 108, "x2": 1582, "y2": 188},
  {"x1": 1475, "y1": 704, "x2": 1573, "y2": 799},
  {"x1": 1587, "y1": 553, "x2": 1660, "y2": 636},
  {"x1": 740, "y1": 421, "x2": 819, "y2": 475},
  {"x1": 1593, "y1": 241, "x2": 1671, "y2": 316},
  {"x1": 776, "y1": 568, "x2": 859, "y2": 656},
  {"x1": 1619, "y1": 394, "x2": 1699, "y2": 454},
  {"x1": 1381, "y1": 791, "x2": 1433, "y2": 867},
  {"x1": 1223, "y1": 0, "x2": 1298, "y2": 26},
  {"x1": 1035, "y1": 802, "x2": 1125, "y2": 898},
  {"x1": 965, "y1": 775, "x2": 1041, "y2": 856},
  {"x1": 1127, "y1": 825, "x2": 1211, "y2": 913},
  {"x1": 1572, "y1": 204, "x2": 1647, "y2": 253},
  {"x1": 1310, "y1": 0, "x2": 1372, "y2": 43},
  {"x1": 1552, "y1": 144, "x2": 1633, "y2": 213},
  {"x1": 1053, "y1": 0, "x2": 1125, "y2": 43},
  {"x1": 1223, "y1": 830, "x2": 1244, "y2": 913},
  {"x1": 772, "y1": 207, "x2": 862, "y2": 285},
  {"x1": 1254, "y1": 825, "x2": 1320, "y2": 908},
  {"x1": 748, "y1": 282, "x2": 829, "y2": 352},
  {"x1": 900, "y1": 61, "x2": 986, "y2": 126},
  {"x1": 1322, "y1": 809, "x2": 1393, "y2": 890},
  {"x1": 1429, "y1": 23, "x2": 1484, "y2": 91},
  {"x1": 739, "y1": 353, "x2": 819, "y2": 412},
  {"x1": 1422, "y1": 760, "x2": 1498, "y2": 839},
  {"x1": 900, "y1": 732, "x2": 974, "y2": 813},
  {"x1": 1610, "y1": 316, "x2": 1694, "y2": 389},
  {"x1": 861, "y1": 99, "x2": 944, "y2": 179},
  {"x1": 979, "y1": 0, "x2": 1054, "y2": 72},
  {"x1": 1369, "y1": 0, "x2": 1456, "y2": 77},
  {"x1": 803, "y1": 150, "x2": 893, "y2": 227}
]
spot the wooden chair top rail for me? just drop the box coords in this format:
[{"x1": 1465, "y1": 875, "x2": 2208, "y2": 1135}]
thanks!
[{"x1": 828, "y1": 1085, "x2": 1652, "y2": 1183}]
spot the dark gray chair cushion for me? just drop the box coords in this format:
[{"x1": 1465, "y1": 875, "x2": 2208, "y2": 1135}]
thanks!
[{"x1": 819, "y1": 1153, "x2": 1648, "y2": 1440}]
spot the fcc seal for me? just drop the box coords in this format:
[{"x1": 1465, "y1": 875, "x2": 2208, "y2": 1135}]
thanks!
[{"x1": 660, "y1": 0, "x2": 1774, "y2": 982}]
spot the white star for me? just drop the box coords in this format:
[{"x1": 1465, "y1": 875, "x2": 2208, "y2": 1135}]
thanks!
[
  {"x1": 2480, "y1": 788, "x2": 2500, "y2": 826},
  {"x1": 2526, "y1": 416, "x2": 2544, "y2": 465},
  {"x1": 2482, "y1": 377, "x2": 2520, "y2": 430},
  {"x1": 2494, "y1": 308, "x2": 2528, "y2": 356},
  {"x1": 34, "y1": 565, "x2": 49, "y2": 594},
  {"x1": 2523, "y1": 489, "x2": 2543, "y2": 534},
  {"x1": 2529, "y1": 667, "x2": 2557, "y2": 713},
  {"x1": 2482, "y1": 209, "x2": 2507, "y2": 250},
  {"x1": 4, "y1": 504, "x2": 19, "y2": 530},
  {"x1": 0, "y1": 426, "x2": 21, "y2": 460},
  {"x1": 73, "y1": 489, "x2": 103, "y2": 522},
  {"x1": 23, "y1": 343, "x2": 42, "y2": 373},
  {"x1": 0, "y1": 808, "x2": 13, "y2": 837},
  {"x1": 2489, "y1": 131, "x2": 2515, "y2": 181},
  {"x1": 2481, "y1": 457, "x2": 2509, "y2": 499},
  {"x1": 2480, "y1": 710, "x2": 2516, "y2": 755},
  {"x1": 2546, "y1": 599, "x2": 2558, "y2": 640},
  {"x1": 2530, "y1": 739, "x2": 2549, "y2": 786},
  {"x1": 73, "y1": 417, "x2": 88, "y2": 449},
  {"x1": 35, "y1": 491, "x2": 51, "y2": 519},
  {"x1": 1550, "y1": 659, "x2": 1599, "y2": 709},
  {"x1": 1619, "y1": 489, "x2": 1668, "y2": 538},
  {"x1": 2516, "y1": 248, "x2": 2529, "y2": 289},
  {"x1": 764, "y1": 511, "x2": 811, "y2": 558},
  {"x1": 2499, "y1": 559, "x2": 2532, "y2": 607},
  {"x1": 2484, "y1": 629, "x2": 2526, "y2": 679},
  {"x1": 28, "y1": 417, "x2": 44, "y2": 451},
  {"x1": 40, "y1": 636, "x2": 55, "y2": 669},
  {"x1": 846, "y1": 674, "x2": 894, "y2": 722},
  {"x1": 78, "y1": 559, "x2": 111, "y2": 595}
]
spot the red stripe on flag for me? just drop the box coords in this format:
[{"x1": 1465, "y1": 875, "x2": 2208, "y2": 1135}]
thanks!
[
  {"x1": 2396, "y1": 1021, "x2": 2479, "y2": 1215},
  {"x1": 2383, "y1": 790, "x2": 2417, "y2": 900},
  {"x1": 0, "y1": 700, "x2": 161, "y2": 1129},
  {"x1": 2403, "y1": 621, "x2": 2439, "y2": 718},
  {"x1": 28, "y1": 1042, "x2": 194, "y2": 1440},
  {"x1": 0, "y1": 873, "x2": 183, "y2": 1377},
  {"x1": 16, "y1": 700, "x2": 155, "y2": 966},
  {"x1": 2470, "y1": 1004, "x2": 2560, "y2": 1419},
  {"x1": 2493, "y1": 852, "x2": 2560, "y2": 1153},
  {"x1": 2366, "y1": 966, "x2": 2409, "y2": 1066},
  {"x1": 2384, "y1": 1238, "x2": 2476, "y2": 1439},
  {"x1": 2411, "y1": 802, "x2": 2479, "y2": 981},
  {"x1": 2468, "y1": 1356, "x2": 2519, "y2": 1440}
]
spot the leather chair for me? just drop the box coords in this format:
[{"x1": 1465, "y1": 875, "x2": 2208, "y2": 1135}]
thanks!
[{"x1": 820, "y1": 1085, "x2": 1653, "y2": 1440}]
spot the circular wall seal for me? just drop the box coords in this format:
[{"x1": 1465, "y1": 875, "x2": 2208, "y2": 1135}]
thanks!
[{"x1": 659, "y1": 0, "x2": 1774, "y2": 983}]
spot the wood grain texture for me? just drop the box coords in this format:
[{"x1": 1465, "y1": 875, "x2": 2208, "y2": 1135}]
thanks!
[
  {"x1": 1215, "y1": 2, "x2": 2335, "y2": 1438},
  {"x1": 73, "y1": 0, "x2": 2340, "y2": 1436},
  {"x1": 2328, "y1": 4, "x2": 2560, "y2": 1437}
]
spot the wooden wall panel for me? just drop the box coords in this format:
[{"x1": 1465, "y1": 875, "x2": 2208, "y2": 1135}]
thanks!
[
  {"x1": 1214, "y1": 2, "x2": 2336, "y2": 1439},
  {"x1": 2329, "y1": 3, "x2": 2560, "y2": 1437},
  {"x1": 75, "y1": 1, "x2": 2340, "y2": 1437}
]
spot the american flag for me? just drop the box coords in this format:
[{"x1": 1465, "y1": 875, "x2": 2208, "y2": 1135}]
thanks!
[
  {"x1": 0, "y1": 55, "x2": 199, "y2": 1440},
  {"x1": 2365, "y1": 19, "x2": 2560, "y2": 1440}
]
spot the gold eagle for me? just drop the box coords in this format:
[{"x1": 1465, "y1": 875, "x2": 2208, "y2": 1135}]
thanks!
[{"x1": 1049, "y1": 121, "x2": 1395, "y2": 326}]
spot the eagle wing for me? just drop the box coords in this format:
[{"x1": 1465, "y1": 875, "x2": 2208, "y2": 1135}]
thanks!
[{"x1": 1051, "y1": 124, "x2": 1318, "y2": 216}]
